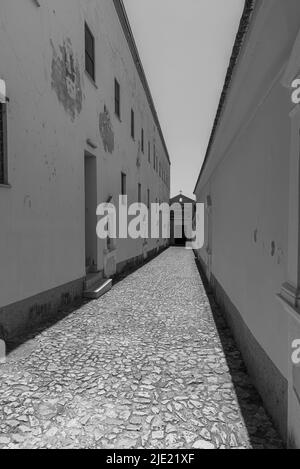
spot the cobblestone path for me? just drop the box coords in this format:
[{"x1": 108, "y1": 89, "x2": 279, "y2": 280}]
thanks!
[{"x1": 0, "y1": 248, "x2": 283, "y2": 449}]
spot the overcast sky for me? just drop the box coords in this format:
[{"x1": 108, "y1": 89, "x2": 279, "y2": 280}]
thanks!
[{"x1": 123, "y1": 0, "x2": 244, "y2": 199}]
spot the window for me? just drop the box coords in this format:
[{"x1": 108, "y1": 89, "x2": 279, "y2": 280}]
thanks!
[
  {"x1": 148, "y1": 141, "x2": 151, "y2": 163},
  {"x1": 115, "y1": 79, "x2": 120, "y2": 119},
  {"x1": 121, "y1": 172, "x2": 127, "y2": 196},
  {"x1": 131, "y1": 109, "x2": 135, "y2": 140},
  {"x1": 147, "y1": 189, "x2": 150, "y2": 210},
  {"x1": 0, "y1": 103, "x2": 7, "y2": 185},
  {"x1": 138, "y1": 183, "x2": 142, "y2": 204},
  {"x1": 141, "y1": 128, "x2": 144, "y2": 153},
  {"x1": 85, "y1": 23, "x2": 95, "y2": 81}
]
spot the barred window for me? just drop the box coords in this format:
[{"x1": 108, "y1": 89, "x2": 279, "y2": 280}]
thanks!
[{"x1": 0, "y1": 103, "x2": 7, "y2": 184}]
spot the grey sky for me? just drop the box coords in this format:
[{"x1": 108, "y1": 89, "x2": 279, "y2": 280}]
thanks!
[{"x1": 123, "y1": 0, "x2": 244, "y2": 199}]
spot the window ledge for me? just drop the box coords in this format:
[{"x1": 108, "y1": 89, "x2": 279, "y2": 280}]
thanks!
[
  {"x1": 85, "y1": 71, "x2": 98, "y2": 89},
  {"x1": 0, "y1": 183, "x2": 11, "y2": 189}
]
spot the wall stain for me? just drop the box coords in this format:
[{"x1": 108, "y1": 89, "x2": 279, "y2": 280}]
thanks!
[
  {"x1": 271, "y1": 241, "x2": 276, "y2": 257},
  {"x1": 99, "y1": 105, "x2": 114, "y2": 154},
  {"x1": 43, "y1": 154, "x2": 57, "y2": 182},
  {"x1": 50, "y1": 39, "x2": 82, "y2": 121},
  {"x1": 24, "y1": 195, "x2": 32, "y2": 209}
]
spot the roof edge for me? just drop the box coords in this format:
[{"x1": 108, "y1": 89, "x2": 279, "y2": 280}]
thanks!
[
  {"x1": 113, "y1": 0, "x2": 171, "y2": 166},
  {"x1": 194, "y1": 0, "x2": 256, "y2": 193}
]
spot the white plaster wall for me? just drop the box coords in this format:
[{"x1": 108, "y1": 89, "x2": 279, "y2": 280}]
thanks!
[
  {"x1": 0, "y1": 0, "x2": 170, "y2": 308},
  {"x1": 209, "y1": 80, "x2": 289, "y2": 377},
  {"x1": 80, "y1": 0, "x2": 170, "y2": 267},
  {"x1": 195, "y1": 0, "x2": 300, "y2": 379}
]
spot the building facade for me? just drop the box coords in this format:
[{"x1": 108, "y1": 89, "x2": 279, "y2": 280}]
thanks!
[
  {"x1": 194, "y1": 0, "x2": 300, "y2": 447},
  {"x1": 0, "y1": 0, "x2": 170, "y2": 339}
]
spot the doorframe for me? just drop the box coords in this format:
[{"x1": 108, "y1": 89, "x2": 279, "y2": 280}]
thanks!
[{"x1": 84, "y1": 151, "x2": 98, "y2": 274}]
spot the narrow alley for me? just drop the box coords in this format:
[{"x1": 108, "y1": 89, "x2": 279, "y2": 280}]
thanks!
[{"x1": 0, "y1": 248, "x2": 283, "y2": 449}]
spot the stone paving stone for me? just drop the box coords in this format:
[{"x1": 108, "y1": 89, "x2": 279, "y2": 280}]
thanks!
[{"x1": 0, "y1": 248, "x2": 284, "y2": 449}]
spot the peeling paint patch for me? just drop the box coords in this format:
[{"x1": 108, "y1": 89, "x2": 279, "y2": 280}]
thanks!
[
  {"x1": 50, "y1": 39, "x2": 82, "y2": 120},
  {"x1": 99, "y1": 106, "x2": 114, "y2": 153}
]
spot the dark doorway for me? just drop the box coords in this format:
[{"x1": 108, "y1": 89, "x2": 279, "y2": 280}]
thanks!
[{"x1": 84, "y1": 153, "x2": 98, "y2": 273}]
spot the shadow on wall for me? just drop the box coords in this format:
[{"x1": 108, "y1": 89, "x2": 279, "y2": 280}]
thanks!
[{"x1": 194, "y1": 256, "x2": 285, "y2": 449}]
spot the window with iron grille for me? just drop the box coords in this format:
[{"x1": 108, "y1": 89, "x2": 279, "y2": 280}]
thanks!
[
  {"x1": 85, "y1": 23, "x2": 95, "y2": 81},
  {"x1": 131, "y1": 109, "x2": 135, "y2": 139},
  {"x1": 115, "y1": 79, "x2": 120, "y2": 119},
  {"x1": 0, "y1": 103, "x2": 7, "y2": 185}
]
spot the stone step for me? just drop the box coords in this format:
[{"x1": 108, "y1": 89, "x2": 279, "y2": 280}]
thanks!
[
  {"x1": 83, "y1": 278, "x2": 112, "y2": 300},
  {"x1": 84, "y1": 272, "x2": 104, "y2": 291}
]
